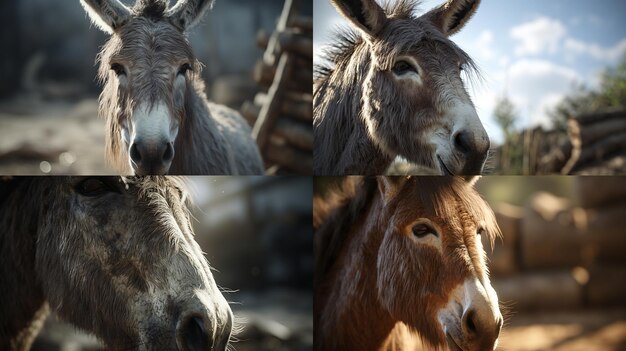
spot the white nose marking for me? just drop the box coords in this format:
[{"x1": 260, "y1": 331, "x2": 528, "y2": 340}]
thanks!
[{"x1": 131, "y1": 101, "x2": 177, "y2": 144}]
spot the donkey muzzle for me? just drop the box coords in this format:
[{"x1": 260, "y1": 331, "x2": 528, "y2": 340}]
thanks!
[
  {"x1": 451, "y1": 128, "x2": 490, "y2": 175},
  {"x1": 129, "y1": 139, "x2": 175, "y2": 175}
]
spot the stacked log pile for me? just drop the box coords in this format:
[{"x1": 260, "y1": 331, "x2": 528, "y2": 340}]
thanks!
[
  {"x1": 483, "y1": 177, "x2": 626, "y2": 311},
  {"x1": 241, "y1": 0, "x2": 312, "y2": 175},
  {"x1": 537, "y1": 108, "x2": 626, "y2": 174}
]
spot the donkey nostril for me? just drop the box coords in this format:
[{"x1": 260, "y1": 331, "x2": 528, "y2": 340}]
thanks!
[
  {"x1": 464, "y1": 309, "x2": 477, "y2": 335},
  {"x1": 183, "y1": 316, "x2": 210, "y2": 351},
  {"x1": 454, "y1": 130, "x2": 472, "y2": 155},
  {"x1": 130, "y1": 143, "x2": 142, "y2": 164},
  {"x1": 163, "y1": 142, "x2": 174, "y2": 162}
]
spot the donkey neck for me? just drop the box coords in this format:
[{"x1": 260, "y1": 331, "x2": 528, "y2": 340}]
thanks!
[
  {"x1": 169, "y1": 77, "x2": 233, "y2": 175},
  {"x1": 0, "y1": 180, "x2": 49, "y2": 350},
  {"x1": 314, "y1": 56, "x2": 393, "y2": 175},
  {"x1": 317, "y1": 192, "x2": 398, "y2": 350}
]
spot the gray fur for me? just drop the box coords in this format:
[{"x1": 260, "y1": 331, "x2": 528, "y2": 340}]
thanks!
[
  {"x1": 314, "y1": 0, "x2": 488, "y2": 176},
  {"x1": 0, "y1": 177, "x2": 233, "y2": 350},
  {"x1": 84, "y1": 0, "x2": 264, "y2": 175}
]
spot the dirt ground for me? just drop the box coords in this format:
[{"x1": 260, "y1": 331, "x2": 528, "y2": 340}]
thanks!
[
  {"x1": 0, "y1": 97, "x2": 115, "y2": 175},
  {"x1": 498, "y1": 308, "x2": 626, "y2": 351}
]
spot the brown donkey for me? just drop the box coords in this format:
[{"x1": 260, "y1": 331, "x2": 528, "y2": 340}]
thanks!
[
  {"x1": 314, "y1": 176, "x2": 502, "y2": 350},
  {"x1": 81, "y1": 0, "x2": 264, "y2": 175},
  {"x1": 0, "y1": 177, "x2": 233, "y2": 350},
  {"x1": 314, "y1": 0, "x2": 490, "y2": 176}
]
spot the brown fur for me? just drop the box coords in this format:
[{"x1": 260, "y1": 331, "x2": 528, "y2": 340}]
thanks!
[
  {"x1": 314, "y1": 0, "x2": 488, "y2": 176},
  {"x1": 0, "y1": 177, "x2": 233, "y2": 350},
  {"x1": 314, "y1": 176, "x2": 500, "y2": 350}
]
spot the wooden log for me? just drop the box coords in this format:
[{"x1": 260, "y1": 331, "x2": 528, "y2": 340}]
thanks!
[
  {"x1": 264, "y1": 138, "x2": 312, "y2": 175},
  {"x1": 256, "y1": 30, "x2": 269, "y2": 49},
  {"x1": 253, "y1": 59, "x2": 312, "y2": 92},
  {"x1": 571, "y1": 116, "x2": 626, "y2": 145},
  {"x1": 520, "y1": 192, "x2": 587, "y2": 269},
  {"x1": 485, "y1": 203, "x2": 522, "y2": 276},
  {"x1": 276, "y1": 30, "x2": 313, "y2": 58},
  {"x1": 583, "y1": 203, "x2": 626, "y2": 263},
  {"x1": 575, "y1": 176, "x2": 626, "y2": 208},
  {"x1": 573, "y1": 131, "x2": 626, "y2": 170},
  {"x1": 574, "y1": 108, "x2": 626, "y2": 125},
  {"x1": 252, "y1": 53, "x2": 294, "y2": 150},
  {"x1": 585, "y1": 264, "x2": 626, "y2": 307},
  {"x1": 537, "y1": 141, "x2": 571, "y2": 174},
  {"x1": 492, "y1": 270, "x2": 583, "y2": 311},
  {"x1": 288, "y1": 15, "x2": 313, "y2": 33},
  {"x1": 253, "y1": 92, "x2": 312, "y2": 121},
  {"x1": 240, "y1": 100, "x2": 258, "y2": 125},
  {"x1": 273, "y1": 118, "x2": 312, "y2": 151}
]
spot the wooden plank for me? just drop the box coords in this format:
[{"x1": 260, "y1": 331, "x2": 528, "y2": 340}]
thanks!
[
  {"x1": 252, "y1": 53, "x2": 294, "y2": 150},
  {"x1": 265, "y1": 138, "x2": 312, "y2": 175}
]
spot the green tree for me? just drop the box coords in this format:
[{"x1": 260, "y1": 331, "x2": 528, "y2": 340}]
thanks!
[
  {"x1": 493, "y1": 95, "x2": 523, "y2": 174},
  {"x1": 549, "y1": 54, "x2": 626, "y2": 130}
]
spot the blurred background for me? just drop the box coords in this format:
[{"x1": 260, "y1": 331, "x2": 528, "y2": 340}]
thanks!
[
  {"x1": 476, "y1": 176, "x2": 626, "y2": 351},
  {"x1": 32, "y1": 176, "x2": 313, "y2": 351},
  {"x1": 314, "y1": 0, "x2": 626, "y2": 175},
  {"x1": 314, "y1": 176, "x2": 626, "y2": 351},
  {"x1": 0, "y1": 0, "x2": 313, "y2": 175}
]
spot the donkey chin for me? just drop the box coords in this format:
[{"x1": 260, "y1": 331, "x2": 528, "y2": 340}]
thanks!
[{"x1": 436, "y1": 277, "x2": 503, "y2": 351}]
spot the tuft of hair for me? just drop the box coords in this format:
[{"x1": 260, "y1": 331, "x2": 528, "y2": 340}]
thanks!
[
  {"x1": 133, "y1": 0, "x2": 169, "y2": 18},
  {"x1": 315, "y1": 0, "x2": 482, "y2": 87}
]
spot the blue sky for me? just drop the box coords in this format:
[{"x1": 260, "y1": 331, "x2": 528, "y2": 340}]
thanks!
[{"x1": 313, "y1": 0, "x2": 626, "y2": 144}]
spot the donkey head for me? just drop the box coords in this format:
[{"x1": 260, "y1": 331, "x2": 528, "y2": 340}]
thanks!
[
  {"x1": 376, "y1": 176, "x2": 502, "y2": 350},
  {"x1": 81, "y1": 0, "x2": 214, "y2": 175},
  {"x1": 35, "y1": 177, "x2": 232, "y2": 350},
  {"x1": 332, "y1": 0, "x2": 490, "y2": 175}
]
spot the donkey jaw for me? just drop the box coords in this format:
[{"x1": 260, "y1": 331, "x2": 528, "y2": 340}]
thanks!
[{"x1": 437, "y1": 277, "x2": 502, "y2": 351}]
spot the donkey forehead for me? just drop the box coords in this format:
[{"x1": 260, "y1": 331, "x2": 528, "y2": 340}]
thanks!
[
  {"x1": 373, "y1": 20, "x2": 466, "y2": 64},
  {"x1": 110, "y1": 17, "x2": 193, "y2": 63}
]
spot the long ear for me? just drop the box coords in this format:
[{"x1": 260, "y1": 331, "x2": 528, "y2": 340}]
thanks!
[
  {"x1": 80, "y1": 0, "x2": 132, "y2": 34},
  {"x1": 330, "y1": 0, "x2": 387, "y2": 40},
  {"x1": 377, "y1": 176, "x2": 408, "y2": 204},
  {"x1": 421, "y1": 0, "x2": 480, "y2": 36},
  {"x1": 166, "y1": 0, "x2": 215, "y2": 30}
]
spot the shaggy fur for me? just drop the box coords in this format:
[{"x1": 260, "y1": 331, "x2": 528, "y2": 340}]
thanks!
[
  {"x1": 314, "y1": 176, "x2": 501, "y2": 350},
  {"x1": 83, "y1": 0, "x2": 264, "y2": 175},
  {"x1": 0, "y1": 177, "x2": 233, "y2": 350},
  {"x1": 314, "y1": 0, "x2": 488, "y2": 176}
]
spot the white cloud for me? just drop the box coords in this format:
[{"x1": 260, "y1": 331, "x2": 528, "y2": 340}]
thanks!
[
  {"x1": 510, "y1": 17, "x2": 567, "y2": 56},
  {"x1": 473, "y1": 30, "x2": 496, "y2": 61},
  {"x1": 506, "y1": 59, "x2": 581, "y2": 127},
  {"x1": 564, "y1": 37, "x2": 626, "y2": 62}
]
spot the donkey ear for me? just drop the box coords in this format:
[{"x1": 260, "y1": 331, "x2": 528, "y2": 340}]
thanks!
[
  {"x1": 331, "y1": 0, "x2": 387, "y2": 39},
  {"x1": 166, "y1": 0, "x2": 215, "y2": 31},
  {"x1": 461, "y1": 175, "x2": 480, "y2": 187},
  {"x1": 377, "y1": 176, "x2": 408, "y2": 204},
  {"x1": 421, "y1": 0, "x2": 480, "y2": 36},
  {"x1": 80, "y1": 0, "x2": 132, "y2": 34}
]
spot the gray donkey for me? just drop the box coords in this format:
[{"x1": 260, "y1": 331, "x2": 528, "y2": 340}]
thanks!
[
  {"x1": 81, "y1": 0, "x2": 264, "y2": 175},
  {"x1": 314, "y1": 0, "x2": 490, "y2": 175},
  {"x1": 0, "y1": 177, "x2": 233, "y2": 350}
]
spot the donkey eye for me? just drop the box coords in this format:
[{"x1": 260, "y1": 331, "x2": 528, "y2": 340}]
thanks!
[
  {"x1": 75, "y1": 178, "x2": 116, "y2": 197},
  {"x1": 412, "y1": 223, "x2": 436, "y2": 238},
  {"x1": 178, "y1": 63, "x2": 192, "y2": 76},
  {"x1": 110, "y1": 63, "x2": 126, "y2": 76},
  {"x1": 392, "y1": 60, "x2": 417, "y2": 75}
]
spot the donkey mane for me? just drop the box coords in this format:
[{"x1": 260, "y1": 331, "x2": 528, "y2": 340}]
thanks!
[{"x1": 314, "y1": 176, "x2": 501, "y2": 285}]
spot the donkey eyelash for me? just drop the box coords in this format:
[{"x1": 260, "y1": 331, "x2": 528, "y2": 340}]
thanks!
[
  {"x1": 110, "y1": 63, "x2": 126, "y2": 76},
  {"x1": 392, "y1": 59, "x2": 418, "y2": 76},
  {"x1": 178, "y1": 63, "x2": 192, "y2": 76}
]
